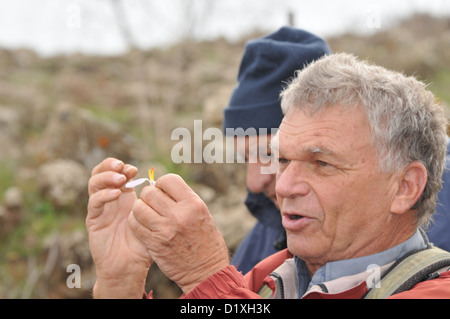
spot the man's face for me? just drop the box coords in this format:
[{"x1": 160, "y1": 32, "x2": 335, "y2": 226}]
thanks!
[
  {"x1": 275, "y1": 105, "x2": 399, "y2": 269},
  {"x1": 235, "y1": 135, "x2": 278, "y2": 208}
]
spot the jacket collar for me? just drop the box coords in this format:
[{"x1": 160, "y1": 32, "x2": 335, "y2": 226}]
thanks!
[{"x1": 295, "y1": 229, "x2": 427, "y2": 297}]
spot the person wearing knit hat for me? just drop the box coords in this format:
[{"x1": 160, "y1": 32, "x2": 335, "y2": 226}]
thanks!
[{"x1": 224, "y1": 26, "x2": 332, "y2": 274}]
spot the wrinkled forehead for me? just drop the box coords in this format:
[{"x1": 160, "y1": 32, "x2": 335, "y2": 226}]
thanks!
[{"x1": 271, "y1": 104, "x2": 375, "y2": 157}]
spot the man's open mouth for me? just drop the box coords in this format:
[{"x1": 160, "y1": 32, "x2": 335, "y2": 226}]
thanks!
[
  {"x1": 282, "y1": 212, "x2": 311, "y2": 231},
  {"x1": 285, "y1": 213, "x2": 304, "y2": 220}
]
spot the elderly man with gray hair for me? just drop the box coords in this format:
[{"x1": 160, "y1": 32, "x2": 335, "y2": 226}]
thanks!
[{"x1": 87, "y1": 53, "x2": 450, "y2": 299}]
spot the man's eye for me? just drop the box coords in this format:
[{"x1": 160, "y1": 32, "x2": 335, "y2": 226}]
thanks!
[
  {"x1": 279, "y1": 158, "x2": 290, "y2": 164},
  {"x1": 317, "y1": 160, "x2": 329, "y2": 167}
]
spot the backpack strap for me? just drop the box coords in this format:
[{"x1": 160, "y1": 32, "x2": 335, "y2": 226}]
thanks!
[{"x1": 364, "y1": 246, "x2": 450, "y2": 299}]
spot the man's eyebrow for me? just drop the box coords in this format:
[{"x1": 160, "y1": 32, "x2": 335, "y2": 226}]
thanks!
[
  {"x1": 303, "y1": 146, "x2": 333, "y2": 155},
  {"x1": 269, "y1": 133, "x2": 340, "y2": 159}
]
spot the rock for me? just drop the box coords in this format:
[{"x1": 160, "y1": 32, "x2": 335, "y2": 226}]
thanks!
[
  {"x1": 33, "y1": 102, "x2": 138, "y2": 172},
  {"x1": 0, "y1": 187, "x2": 24, "y2": 232},
  {"x1": 41, "y1": 231, "x2": 95, "y2": 298},
  {"x1": 3, "y1": 186, "x2": 23, "y2": 210},
  {"x1": 37, "y1": 159, "x2": 89, "y2": 208}
]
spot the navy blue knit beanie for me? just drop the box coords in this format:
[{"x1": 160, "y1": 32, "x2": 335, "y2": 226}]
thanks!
[{"x1": 223, "y1": 27, "x2": 332, "y2": 134}]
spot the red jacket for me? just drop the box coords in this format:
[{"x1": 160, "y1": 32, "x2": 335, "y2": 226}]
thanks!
[{"x1": 183, "y1": 249, "x2": 450, "y2": 299}]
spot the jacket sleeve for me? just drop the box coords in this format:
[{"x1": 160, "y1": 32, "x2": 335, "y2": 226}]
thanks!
[{"x1": 181, "y1": 265, "x2": 262, "y2": 299}]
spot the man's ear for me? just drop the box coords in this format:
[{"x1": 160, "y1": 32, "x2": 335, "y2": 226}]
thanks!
[{"x1": 390, "y1": 162, "x2": 427, "y2": 215}]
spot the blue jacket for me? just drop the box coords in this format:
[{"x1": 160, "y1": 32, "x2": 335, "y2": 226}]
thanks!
[
  {"x1": 427, "y1": 138, "x2": 450, "y2": 252},
  {"x1": 231, "y1": 191, "x2": 286, "y2": 274}
]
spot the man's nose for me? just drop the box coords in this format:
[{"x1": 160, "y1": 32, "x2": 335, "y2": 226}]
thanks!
[{"x1": 275, "y1": 162, "x2": 310, "y2": 199}]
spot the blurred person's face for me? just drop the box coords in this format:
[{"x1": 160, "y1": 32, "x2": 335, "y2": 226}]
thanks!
[
  {"x1": 274, "y1": 105, "x2": 404, "y2": 274},
  {"x1": 235, "y1": 135, "x2": 278, "y2": 209}
]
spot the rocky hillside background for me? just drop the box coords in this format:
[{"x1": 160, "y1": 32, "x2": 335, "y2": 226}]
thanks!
[{"x1": 0, "y1": 14, "x2": 449, "y2": 298}]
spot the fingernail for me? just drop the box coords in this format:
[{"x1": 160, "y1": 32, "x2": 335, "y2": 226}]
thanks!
[
  {"x1": 112, "y1": 160, "x2": 123, "y2": 169},
  {"x1": 113, "y1": 173, "x2": 126, "y2": 183},
  {"x1": 110, "y1": 189, "x2": 120, "y2": 196},
  {"x1": 125, "y1": 166, "x2": 137, "y2": 174}
]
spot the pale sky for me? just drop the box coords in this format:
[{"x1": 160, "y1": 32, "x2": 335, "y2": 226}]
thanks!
[{"x1": 0, "y1": 0, "x2": 448, "y2": 56}]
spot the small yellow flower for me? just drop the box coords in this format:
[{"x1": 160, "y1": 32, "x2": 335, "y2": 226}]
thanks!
[{"x1": 149, "y1": 167, "x2": 154, "y2": 183}]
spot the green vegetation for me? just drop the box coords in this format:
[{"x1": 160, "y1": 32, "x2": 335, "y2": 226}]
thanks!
[{"x1": 429, "y1": 69, "x2": 450, "y2": 106}]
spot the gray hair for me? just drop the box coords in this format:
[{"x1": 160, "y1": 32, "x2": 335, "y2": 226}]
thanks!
[{"x1": 280, "y1": 53, "x2": 448, "y2": 226}]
